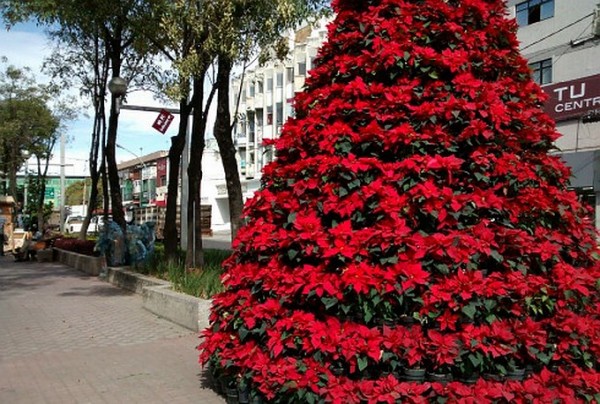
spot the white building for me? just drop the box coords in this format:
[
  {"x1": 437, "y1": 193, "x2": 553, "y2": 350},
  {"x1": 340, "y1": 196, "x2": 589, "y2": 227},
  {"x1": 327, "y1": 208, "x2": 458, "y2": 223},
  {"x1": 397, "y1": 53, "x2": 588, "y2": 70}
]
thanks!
[
  {"x1": 507, "y1": 0, "x2": 600, "y2": 227},
  {"x1": 230, "y1": 18, "x2": 331, "y2": 199},
  {"x1": 201, "y1": 139, "x2": 230, "y2": 231}
]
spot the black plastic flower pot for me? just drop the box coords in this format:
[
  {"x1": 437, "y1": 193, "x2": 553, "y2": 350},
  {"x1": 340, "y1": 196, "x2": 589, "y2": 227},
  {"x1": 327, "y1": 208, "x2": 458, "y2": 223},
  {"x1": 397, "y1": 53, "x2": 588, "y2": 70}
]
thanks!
[
  {"x1": 458, "y1": 374, "x2": 479, "y2": 384},
  {"x1": 403, "y1": 367, "x2": 426, "y2": 382},
  {"x1": 483, "y1": 373, "x2": 506, "y2": 382},
  {"x1": 238, "y1": 386, "x2": 250, "y2": 404},
  {"x1": 427, "y1": 372, "x2": 453, "y2": 383},
  {"x1": 219, "y1": 379, "x2": 229, "y2": 395},
  {"x1": 225, "y1": 387, "x2": 239, "y2": 404},
  {"x1": 506, "y1": 367, "x2": 526, "y2": 381},
  {"x1": 330, "y1": 361, "x2": 345, "y2": 376},
  {"x1": 399, "y1": 315, "x2": 417, "y2": 327},
  {"x1": 250, "y1": 394, "x2": 264, "y2": 404}
]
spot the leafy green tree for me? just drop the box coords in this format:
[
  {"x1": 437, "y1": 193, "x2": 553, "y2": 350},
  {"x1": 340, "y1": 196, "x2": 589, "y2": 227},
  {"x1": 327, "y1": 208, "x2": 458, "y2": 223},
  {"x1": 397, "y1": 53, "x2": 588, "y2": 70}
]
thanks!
[
  {"x1": 140, "y1": 0, "x2": 217, "y2": 266},
  {"x1": 2, "y1": 0, "x2": 161, "y2": 238},
  {"x1": 42, "y1": 19, "x2": 161, "y2": 239},
  {"x1": 65, "y1": 179, "x2": 103, "y2": 209},
  {"x1": 24, "y1": 175, "x2": 54, "y2": 229},
  {"x1": 0, "y1": 60, "x2": 65, "y2": 231}
]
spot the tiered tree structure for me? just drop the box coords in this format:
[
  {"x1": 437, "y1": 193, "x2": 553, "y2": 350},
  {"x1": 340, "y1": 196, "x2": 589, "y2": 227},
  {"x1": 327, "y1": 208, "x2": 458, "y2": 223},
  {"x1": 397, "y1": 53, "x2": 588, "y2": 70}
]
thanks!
[{"x1": 201, "y1": 0, "x2": 600, "y2": 401}]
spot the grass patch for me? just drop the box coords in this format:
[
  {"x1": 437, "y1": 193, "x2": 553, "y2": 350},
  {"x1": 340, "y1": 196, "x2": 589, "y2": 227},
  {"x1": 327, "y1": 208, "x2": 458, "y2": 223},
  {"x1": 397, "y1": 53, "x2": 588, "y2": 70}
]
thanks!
[{"x1": 134, "y1": 243, "x2": 231, "y2": 299}]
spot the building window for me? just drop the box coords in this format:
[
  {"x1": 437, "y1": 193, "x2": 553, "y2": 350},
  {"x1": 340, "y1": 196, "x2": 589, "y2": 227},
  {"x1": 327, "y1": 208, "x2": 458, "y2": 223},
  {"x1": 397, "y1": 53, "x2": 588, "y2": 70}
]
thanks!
[
  {"x1": 298, "y1": 61, "x2": 306, "y2": 76},
  {"x1": 516, "y1": 0, "x2": 554, "y2": 26},
  {"x1": 267, "y1": 106, "x2": 273, "y2": 125},
  {"x1": 257, "y1": 80, "x2": 263, "y2": 93},
  {"x1": 276, "y1": 102, "x2": 283, "y2": 126},
  {"x1": 249, "y1": 84, "x2": 255, "y2": 97},
  {"x1": 276, "y1": 72, "x2": 283, "y2": 88},
  {"x1": 529, "y1": 58, "x2": 552, "y2": 85},
  {"x1": 286, "y1": 67, "x2": 294, "y2": 83},
  {"x1": 267, "y1": 76, "x2": 273, "y2": 92}
]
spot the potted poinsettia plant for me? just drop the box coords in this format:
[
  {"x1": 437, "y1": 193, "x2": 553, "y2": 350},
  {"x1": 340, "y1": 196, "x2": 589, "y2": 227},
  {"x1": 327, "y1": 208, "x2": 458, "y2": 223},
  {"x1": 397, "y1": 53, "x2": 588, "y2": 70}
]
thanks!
[
  {"x1": 400, "y1": 326, "x2": 427, "y2": 381},
  {"x1": 424, "y1": 329, "x2": 460, "y2": 382}
]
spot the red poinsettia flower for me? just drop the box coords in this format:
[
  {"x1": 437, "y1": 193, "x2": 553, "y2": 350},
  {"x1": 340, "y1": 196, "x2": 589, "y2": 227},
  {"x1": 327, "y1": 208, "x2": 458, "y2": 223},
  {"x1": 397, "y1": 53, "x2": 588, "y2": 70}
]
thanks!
[{"x1": 200, "y1": 0, "x2": 600, "y2": 401}]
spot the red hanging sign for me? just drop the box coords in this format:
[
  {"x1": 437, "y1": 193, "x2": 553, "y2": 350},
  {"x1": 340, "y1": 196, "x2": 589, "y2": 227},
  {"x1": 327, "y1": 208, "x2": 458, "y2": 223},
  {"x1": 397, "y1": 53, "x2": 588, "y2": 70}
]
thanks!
[{"x1": 152, "y1": 109, "x2": 175, "y2": 134}]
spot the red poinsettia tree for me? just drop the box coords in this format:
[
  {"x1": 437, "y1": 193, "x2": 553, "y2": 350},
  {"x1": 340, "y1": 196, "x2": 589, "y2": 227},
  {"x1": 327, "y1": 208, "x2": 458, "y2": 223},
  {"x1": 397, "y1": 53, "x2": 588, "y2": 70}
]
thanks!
[{"x1": 200, "y1": 0, "x2": 600, "y2": 401}]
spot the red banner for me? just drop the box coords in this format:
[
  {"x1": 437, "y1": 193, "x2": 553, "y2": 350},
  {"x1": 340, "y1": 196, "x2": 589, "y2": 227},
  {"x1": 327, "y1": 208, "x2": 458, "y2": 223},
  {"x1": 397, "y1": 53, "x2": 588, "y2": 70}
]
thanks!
[{"x1": 152, "y1": 109, "x2": 175, "y2": 134}]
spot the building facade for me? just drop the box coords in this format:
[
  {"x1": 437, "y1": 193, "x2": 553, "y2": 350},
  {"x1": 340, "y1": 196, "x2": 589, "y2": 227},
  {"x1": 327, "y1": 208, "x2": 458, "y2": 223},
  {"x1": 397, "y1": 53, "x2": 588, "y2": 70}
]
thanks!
[
  {"x1": 230, "y1": 18, "x2": 331, "y2": 199},
  {"x1": 507, "y1": 0, "x2": 600, "y2": 226},
  {"x1": 116, "y1": 142, "x2": 230, "y2": 231},
  {"x1": 117, "y1": 150, "x2": 168, "y2": 209}
]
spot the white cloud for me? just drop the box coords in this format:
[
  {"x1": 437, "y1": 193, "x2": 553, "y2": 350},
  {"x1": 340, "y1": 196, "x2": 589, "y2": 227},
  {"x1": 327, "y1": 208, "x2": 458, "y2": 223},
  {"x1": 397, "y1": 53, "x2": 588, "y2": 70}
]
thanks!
[{"x1": 0, "y1": 26, "x2": 51, "y2": 76}]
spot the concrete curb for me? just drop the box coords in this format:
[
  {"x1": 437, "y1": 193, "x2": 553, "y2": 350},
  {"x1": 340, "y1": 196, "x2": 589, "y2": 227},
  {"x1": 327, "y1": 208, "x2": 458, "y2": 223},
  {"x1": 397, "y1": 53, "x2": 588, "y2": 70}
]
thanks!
[
  {"x1": 104, "y1": 266, "x2": 170, "y2": 294},
  {"x1": 53, "y1": 248, "x2": 106, "y2": 276},
  {"x1": 143, "y1": 284, "x2": 213, "y2": 332},
  {"x1": 103, "y1": 266, "x2": 212, "y2": 332}
]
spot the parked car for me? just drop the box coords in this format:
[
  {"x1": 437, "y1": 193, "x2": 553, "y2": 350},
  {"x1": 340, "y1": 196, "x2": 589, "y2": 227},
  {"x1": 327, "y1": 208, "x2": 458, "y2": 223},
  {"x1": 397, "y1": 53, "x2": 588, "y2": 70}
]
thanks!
[
  {"x1": 64, "y1": 215, "x2": 84, "y2": 235},
  {"x1": 87, "y1": 215, "x2": 111, "y2": 235}
]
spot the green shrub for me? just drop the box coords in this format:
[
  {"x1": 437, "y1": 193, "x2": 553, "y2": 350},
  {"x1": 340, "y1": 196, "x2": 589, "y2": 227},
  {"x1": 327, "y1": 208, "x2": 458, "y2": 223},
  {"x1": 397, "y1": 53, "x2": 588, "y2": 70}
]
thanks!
[{"x1": 134, "y1": 245, "x2": 231, "y2": 298}]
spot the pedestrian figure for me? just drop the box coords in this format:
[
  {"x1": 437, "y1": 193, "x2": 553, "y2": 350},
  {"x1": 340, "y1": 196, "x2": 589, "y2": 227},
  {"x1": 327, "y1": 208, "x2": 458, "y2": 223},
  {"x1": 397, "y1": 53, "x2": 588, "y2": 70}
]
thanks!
[{"x1": 0, "y1": 216, "x2": 6, "y2": 256}]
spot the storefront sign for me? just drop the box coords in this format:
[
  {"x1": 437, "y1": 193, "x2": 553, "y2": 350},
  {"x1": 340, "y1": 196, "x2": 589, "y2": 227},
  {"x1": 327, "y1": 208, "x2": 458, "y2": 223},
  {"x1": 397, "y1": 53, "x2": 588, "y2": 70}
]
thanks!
[{"x1": 543, "y1": 73, "x2": 600, "y2": 122}]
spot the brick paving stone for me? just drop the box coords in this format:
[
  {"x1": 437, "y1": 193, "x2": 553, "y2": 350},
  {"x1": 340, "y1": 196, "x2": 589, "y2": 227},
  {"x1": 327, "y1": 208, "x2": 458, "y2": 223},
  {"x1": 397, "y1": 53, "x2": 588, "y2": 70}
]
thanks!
[{"x1": 0, "y1": 255, "x2": 225, "y2": 403}]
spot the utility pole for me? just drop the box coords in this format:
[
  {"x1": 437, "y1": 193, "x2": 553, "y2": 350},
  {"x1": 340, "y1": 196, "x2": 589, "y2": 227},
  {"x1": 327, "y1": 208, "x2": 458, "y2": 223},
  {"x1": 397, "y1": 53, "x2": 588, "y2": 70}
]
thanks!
[{"x1": 60, "y1": 133, "x2": 65, "y2": 232}]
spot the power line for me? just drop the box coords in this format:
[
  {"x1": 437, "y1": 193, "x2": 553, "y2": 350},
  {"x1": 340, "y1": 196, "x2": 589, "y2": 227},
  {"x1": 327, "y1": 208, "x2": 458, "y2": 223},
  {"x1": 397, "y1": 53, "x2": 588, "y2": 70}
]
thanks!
[
  {"x1": 522, "y1": 12, "x2": 595, "y2": 51},
  {"x1": 553, "y1": 20, "x2": 594, "y2": 65}
]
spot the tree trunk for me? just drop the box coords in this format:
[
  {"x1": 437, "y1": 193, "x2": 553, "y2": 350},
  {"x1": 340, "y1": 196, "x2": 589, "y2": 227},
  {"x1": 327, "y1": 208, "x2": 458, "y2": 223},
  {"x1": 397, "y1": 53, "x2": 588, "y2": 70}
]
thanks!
[
  {"x1": 106, "y1": 96, "x2": 126, "y2": 233},
  {"x1": 101, "y1": 154, "x2": 110, "y2": 233},
  {"x1": 185, "y1": 76, "x2": 207, "y2": 269},
  {"x1": 213, "y1": 55, "x2": 244, "y2": 239},
  {"x1": 80, "y1": 179, "x2": 99, "y2": 240},
  {"x1": 163, "y1": 96, "x2": 191, "y2": 261},
  {"x1": 8, "y1": 167, "x2": 17, "y2": 207},
  {"x1": 36, "y1": 180, "x2": 45, "y2": 232},
  {"x1": 80, "y1": 32, "x2": 107, "y2": 240},
  {"x1": 105, "y1": 32, "x2": 126, "y2": 235},
  {"x1": 36, "y1": 155, "x2": 51, "y2": 232}
]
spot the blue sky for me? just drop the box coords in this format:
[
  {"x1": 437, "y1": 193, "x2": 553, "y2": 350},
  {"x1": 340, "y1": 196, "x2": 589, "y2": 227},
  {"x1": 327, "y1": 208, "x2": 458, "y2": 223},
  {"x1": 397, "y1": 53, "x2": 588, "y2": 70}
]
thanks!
[{"x1": 0, "y1": 22, "x2": 179, "y2": 176}]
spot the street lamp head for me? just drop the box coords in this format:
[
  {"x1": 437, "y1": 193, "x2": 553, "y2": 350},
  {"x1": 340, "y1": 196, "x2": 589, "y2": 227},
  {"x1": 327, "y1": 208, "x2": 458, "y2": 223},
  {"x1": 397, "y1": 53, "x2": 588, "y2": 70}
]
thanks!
[{"x1": 108, "y1": 77, "x2": 128, "y2": 97}]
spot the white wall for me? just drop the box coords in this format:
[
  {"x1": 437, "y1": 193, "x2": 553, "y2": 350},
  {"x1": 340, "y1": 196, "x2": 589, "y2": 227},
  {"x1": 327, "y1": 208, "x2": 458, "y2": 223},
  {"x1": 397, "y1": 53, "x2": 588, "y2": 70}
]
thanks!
[{"x1": 505, "y1": 0, "x2": 600, "y2": 152}]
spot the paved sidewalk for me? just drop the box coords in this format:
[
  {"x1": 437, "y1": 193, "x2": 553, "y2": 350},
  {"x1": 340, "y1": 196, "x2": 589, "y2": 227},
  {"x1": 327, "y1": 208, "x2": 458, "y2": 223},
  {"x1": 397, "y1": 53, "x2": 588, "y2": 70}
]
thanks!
[
  {"x1": 203, "y1": 230, "x2": 232, "y2": 251},
  {"x1": 0, "y1": 255, "x2": 224, "y2": 403}
]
